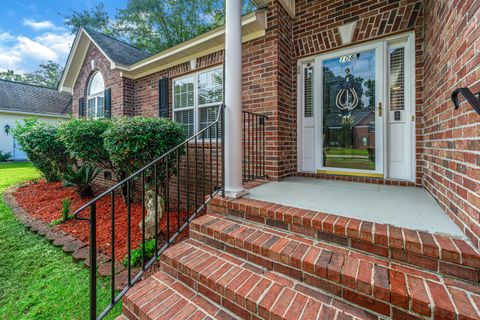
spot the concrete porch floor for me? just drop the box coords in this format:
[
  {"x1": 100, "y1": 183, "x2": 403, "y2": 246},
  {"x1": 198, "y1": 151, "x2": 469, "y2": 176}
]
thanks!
[{"x1": 245, "y1": 176, "x2": 465, "y2": 238}]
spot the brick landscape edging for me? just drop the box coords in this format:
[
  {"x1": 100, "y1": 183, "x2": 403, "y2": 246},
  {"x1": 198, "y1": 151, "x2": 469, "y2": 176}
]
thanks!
[{"x1": 2, "y1": 186, "x2": 129, "y2": 289}]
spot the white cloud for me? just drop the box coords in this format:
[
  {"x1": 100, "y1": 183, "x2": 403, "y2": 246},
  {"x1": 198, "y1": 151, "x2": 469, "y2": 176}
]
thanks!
[
  {"x1": 16, "y1": 36, "x2": 58, "y2": 61},
  {"x1": 23, "y1": 18, "x2": 56, "y2": 31},
  {"x1": 0, "y1": 23, "x2": 75, "y2": 73},
  {"x1": 0, "y1": 32, "x2": 14, "y2": 41}
]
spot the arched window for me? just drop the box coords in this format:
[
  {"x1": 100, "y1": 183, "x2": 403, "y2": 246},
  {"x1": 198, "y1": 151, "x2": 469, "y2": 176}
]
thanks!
[{"x1": 87, "y1": 72, "x2": 105, "y2": 118}]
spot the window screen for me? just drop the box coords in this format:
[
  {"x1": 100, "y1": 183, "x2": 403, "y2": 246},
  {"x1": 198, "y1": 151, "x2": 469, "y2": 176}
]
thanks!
[
  {"x1": 174, "y1": 109, "x2": 194, "y2": 137},
  {"x1": 173, "y1": 67, "x2": 223, "y2": 138}
]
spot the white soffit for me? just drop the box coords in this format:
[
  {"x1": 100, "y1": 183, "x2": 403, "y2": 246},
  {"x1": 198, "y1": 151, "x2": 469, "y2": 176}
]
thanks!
[
  {"x1": 120, "y1": 10, "x2": 267, "y2": 79},
  {"x1": 338, "y1": 21, "x2": 357, "y2": 45}
]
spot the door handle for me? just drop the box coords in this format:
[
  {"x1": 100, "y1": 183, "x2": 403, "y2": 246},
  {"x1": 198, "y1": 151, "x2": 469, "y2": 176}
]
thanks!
[{"x1": 378, "y1": 102, "x2": 383, "y2": 117}]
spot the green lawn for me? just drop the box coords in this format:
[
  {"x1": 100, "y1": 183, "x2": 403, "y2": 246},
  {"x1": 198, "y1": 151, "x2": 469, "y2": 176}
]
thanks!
[
  {"x1": 325, "y1": 147, "x2": 370, "y2": 156},
  {"x1": 0, "y1": 162, "x2": 121, "y2": 320}
]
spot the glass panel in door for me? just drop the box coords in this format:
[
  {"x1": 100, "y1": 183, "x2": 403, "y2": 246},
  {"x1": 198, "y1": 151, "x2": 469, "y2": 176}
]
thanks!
[{"x1": 322, "y1": 49, "x2": 376, "y2": 171}]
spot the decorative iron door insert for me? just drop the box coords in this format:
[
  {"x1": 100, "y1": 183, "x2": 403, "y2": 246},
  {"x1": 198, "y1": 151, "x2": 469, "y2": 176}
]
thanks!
[{"x1": 320, "y1": 47, "x2": 382, "y2": 173}]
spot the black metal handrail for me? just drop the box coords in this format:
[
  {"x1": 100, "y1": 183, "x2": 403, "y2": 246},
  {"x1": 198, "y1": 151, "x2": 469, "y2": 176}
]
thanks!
[
  {"x1": 243, "y1": 110, "x2": 268, "y2": 182},
  {"x1": 452, "y1": 87, "x2": 480, "y2": 115},
  {"x1": 74, "y1": 105, "x2": 225, "y2": 320}
]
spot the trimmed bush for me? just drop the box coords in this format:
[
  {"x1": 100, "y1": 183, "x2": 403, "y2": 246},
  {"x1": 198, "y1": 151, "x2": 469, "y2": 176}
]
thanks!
[
  {"x1": 13, "y1": 119, "x2": 74, "y2": 181},
  {"x1": 0, "y1": 150, "x2": 11, "y2": 162},
  {"x1": 103, "y1": 117, "x2": 186, "y2": 180},
  {"x1": 58, "y1": 119, "x2": 113, "y2": 170}
]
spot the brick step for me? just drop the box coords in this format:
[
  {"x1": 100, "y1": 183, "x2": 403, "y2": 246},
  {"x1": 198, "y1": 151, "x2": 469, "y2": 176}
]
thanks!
[
  {"x1": 161, "y1": 239, "x2": 382, "y2": 320},
  {"x1": 122, "y1": 269, "x2": 240, "y2": 320},
  {"x1": 190, "y1": 213, "x2": 480, "y2": 320},
  {"x1": 208, "y1": 196, "x2": 480, "y2": 282}
]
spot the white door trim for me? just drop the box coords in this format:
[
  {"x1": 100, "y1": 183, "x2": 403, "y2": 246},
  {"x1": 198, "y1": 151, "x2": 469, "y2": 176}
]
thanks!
[
  {"x1": 296, "y1": 31, "x2": 416, "y2": 181},
  {"x1": 315, "y1": 41, "x2": 385, "y2": 175}
]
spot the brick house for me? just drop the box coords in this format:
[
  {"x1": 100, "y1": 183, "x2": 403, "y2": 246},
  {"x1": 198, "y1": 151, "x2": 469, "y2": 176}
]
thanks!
[{"x1": 59, "y1": 1, "x2": 480, "y2": 319}]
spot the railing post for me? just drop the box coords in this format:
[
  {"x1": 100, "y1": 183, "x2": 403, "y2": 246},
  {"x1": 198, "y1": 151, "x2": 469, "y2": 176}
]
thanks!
[
  {"x1": 221, "y1": 106, "x2": 225, "y2": 198},
  {"x1": 89, "y1": 203, "x2": 97, "y2": 320}
]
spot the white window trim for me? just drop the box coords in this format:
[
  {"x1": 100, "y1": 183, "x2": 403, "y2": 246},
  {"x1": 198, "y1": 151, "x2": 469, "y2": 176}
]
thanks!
[
  {"x1": 172, "y1": 66, "x2": 223, "y2": 136},
  {"x1": 86, "y1": 93, "x2": 105, "y2": 119},
  {"x1": 87, "y1": 72, "x2": 105, "y2": 119}
]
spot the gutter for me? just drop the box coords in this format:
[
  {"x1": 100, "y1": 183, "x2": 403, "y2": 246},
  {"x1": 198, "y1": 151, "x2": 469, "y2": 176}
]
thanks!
[{"x1": 0, "y1": 109, "x2": 71, "y2": 119}]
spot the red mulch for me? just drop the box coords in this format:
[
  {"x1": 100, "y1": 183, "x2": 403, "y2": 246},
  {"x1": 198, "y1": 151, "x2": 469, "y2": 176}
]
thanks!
[{"x1": 13, "y1": 180, "x2": 189, "y2": 261}]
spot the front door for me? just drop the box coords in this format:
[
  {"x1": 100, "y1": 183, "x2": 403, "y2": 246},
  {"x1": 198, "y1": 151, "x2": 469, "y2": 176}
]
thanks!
[
  {"x1": 298, "y1": 34, "x2": 415, "y2": 181},
  {"x1": 316, "y1": 43, "x2": 384, "y2": 176}
]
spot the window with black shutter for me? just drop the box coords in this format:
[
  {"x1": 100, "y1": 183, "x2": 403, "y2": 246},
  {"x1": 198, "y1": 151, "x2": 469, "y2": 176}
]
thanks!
[
  {"x1": 78, "y1": 97, "x2": 85, "y2": 118},
  {"x1": 104, "y1": 88, "x2": 111, "y2": 118},
  {"x1": 158, "y1": 78, "x2": 169, "y2": 118}
]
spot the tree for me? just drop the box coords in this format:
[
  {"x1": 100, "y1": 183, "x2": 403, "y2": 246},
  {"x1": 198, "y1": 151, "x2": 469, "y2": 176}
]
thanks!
[
  {"x1": 64, "y1": 0, "x2": 257, "y2": 54},
  {"x1": 64, "y1": 3, "x2": 113, "y2": 35},
  {"x1": 0, "y1": 61, "x2": 63, "y2": 89},
  {"x1": 0, "y1": 70, "x2": 24, "y2": 82}
]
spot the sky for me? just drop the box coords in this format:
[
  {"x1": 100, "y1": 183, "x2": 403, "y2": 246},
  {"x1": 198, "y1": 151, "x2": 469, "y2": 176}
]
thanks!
[{"x1": 0, "y1": 0, "x2": 127, "y2": 73}]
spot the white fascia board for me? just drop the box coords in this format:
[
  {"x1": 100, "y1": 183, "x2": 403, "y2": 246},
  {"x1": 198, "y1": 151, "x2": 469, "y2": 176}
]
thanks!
[
  {"x1": 58, "y1": 28, "x2": 83, "y2": 92},
  {"x1": 117, "y1": 10, "x2": 266, "y2": 78},
  {"x1": 0, "y1": 109, "x2": 71, "y2": 119}
]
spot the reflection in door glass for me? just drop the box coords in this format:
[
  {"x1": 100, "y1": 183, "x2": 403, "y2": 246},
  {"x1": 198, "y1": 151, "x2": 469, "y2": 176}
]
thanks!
[{"x1": 322, "y1": 50, "x2": 376, "y2": 171}]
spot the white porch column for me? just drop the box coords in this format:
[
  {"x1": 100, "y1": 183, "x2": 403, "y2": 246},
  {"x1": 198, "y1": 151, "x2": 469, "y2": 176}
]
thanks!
[{"x1": 224, "y1": 0, "x2": 246, "y2": 198}]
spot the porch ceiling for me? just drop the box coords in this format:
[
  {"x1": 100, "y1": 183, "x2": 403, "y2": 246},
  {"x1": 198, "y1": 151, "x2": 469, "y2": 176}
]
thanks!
[{"x1": 245, "y1": 177, "x2": 465, "y2": 238}]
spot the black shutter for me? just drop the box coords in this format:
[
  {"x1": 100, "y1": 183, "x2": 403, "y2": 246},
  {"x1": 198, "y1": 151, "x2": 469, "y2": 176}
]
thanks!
[
  {"x1": 78, "y1": 97, "x2": 85, "y2": 118},
  {"x1": 104, "y1": 88, "x2": 111, "y2": 118},
  {"x1": 158, "y1": 78, "x2": 169, "y2": 118}
]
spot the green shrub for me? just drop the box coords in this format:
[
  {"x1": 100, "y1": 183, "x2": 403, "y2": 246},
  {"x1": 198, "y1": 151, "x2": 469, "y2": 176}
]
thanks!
[
  {"x1": 62, "y1": 164, "x2": 100, "y2": 197},
  {"x1": 124, "y1": 239, "x2": 156, "y2": 268},
  {"x1": 13, "y1": 119, "x2": 75, "y2": 181},
  {"x1": 0, "y1": 150, "x2": 11, "y2": 162},
  {"x1": 103, "y1": 117, "x2": 186, "y2": 181},
  {"x1": 58, "y1": 119, "x2": 113, "y2": 170},
  {"x1": 51, "y1": 198, "x2": 73, "y2": 226}
]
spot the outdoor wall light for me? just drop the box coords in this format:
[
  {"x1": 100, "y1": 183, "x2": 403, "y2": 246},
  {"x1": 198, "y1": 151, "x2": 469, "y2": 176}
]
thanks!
[{"x1": 4, "y1": 124, "x2": 10, "y2": 135}]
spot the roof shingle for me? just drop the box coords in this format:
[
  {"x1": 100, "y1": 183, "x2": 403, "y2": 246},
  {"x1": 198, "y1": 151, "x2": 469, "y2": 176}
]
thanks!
[
  {"x1": 0, "y1": 79, "x2": 72, "y2": 116},
  {"x1": 83, "y1": 27, "x2": 152, "y2": 66}
]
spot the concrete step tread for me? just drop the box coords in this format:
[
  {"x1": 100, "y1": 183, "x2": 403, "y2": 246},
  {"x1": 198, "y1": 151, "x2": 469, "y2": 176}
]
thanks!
[
  {"x1": 208, "y1": 196, "x2": 480, "y2": 279},
  {"x1": 161, "y1": 238, "x2": 380, "y2": 320},
  {"x1": 123, "y1": 269, "x2": 240, "y2": 320},
  {"x1": 190, "y1": 213, "x2": 480, "y2": 319}
]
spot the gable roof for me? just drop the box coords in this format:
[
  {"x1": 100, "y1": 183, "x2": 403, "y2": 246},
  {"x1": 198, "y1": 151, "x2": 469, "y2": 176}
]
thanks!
[
  {"x1": 59, "y1": 10, "x2": 266, "y2": 92},
  {"x1": 83, "y1": 27, "x2": 152, "y2": 66},
  {"x1": 0, "y1": 79, "x2": 72, "y2": 116}
]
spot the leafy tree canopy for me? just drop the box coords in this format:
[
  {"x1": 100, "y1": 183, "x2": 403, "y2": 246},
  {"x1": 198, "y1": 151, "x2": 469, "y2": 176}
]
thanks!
[
  {"x1": 64, "y1": 0, "x2": 256, "y2": 54},
  {"x1": 64, "y1": 3, "x2": 113, "y2": 35},
  {"x1": 0, "y1": 61, "x2": 63, "y2": 89}
]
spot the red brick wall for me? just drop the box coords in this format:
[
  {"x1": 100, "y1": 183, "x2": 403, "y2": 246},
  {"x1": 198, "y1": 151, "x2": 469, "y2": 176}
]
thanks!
[
  {"x1": 72, "y1": 43, "x2": 126, "y2": 117},
  {"x1": 423, "y1": 0, "x2": 480, "y2": 248},
  {"x1": 292, "y1": 0, "x2": 424, "y2": 184},
  {"x1": 132, "y1": 4, "x2": 285, "y2": 179}
]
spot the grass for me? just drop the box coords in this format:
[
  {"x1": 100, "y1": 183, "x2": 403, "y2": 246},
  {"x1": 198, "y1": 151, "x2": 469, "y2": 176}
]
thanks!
[
  {"x1": 0, "y1": 162, "x2": 121, "y2": 320},
  {"x1": 325, "y1": 148, "x2": 370, "y2": 156}
]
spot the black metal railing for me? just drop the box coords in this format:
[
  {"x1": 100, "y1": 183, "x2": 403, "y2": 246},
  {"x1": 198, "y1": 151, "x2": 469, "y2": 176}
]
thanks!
[
  {"x1": 74, "y1": 105, "x2": 225, "y2": 320},
  {"x1": 243, "y1": 110, "x2": 268, "y2": 182},
  {"x1": 452, "y1": 87, "x2": 480, "y2": 115}
]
